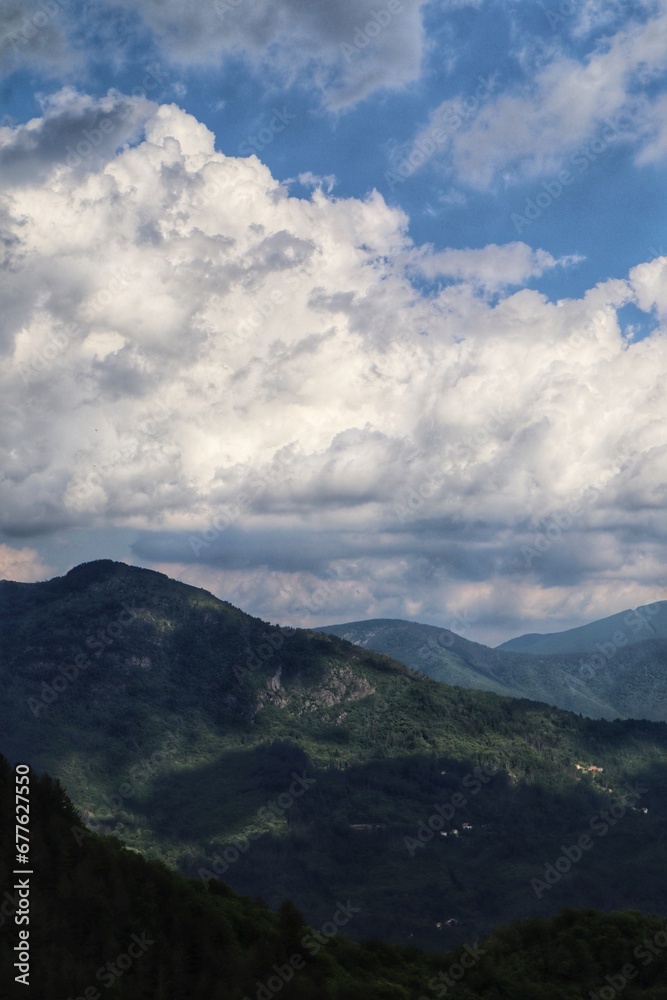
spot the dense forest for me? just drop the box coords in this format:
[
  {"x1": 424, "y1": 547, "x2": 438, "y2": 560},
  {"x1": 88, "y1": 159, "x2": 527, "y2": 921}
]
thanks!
[{"x1": 3, "y1": 752, "x2": 667, "y2": 998}]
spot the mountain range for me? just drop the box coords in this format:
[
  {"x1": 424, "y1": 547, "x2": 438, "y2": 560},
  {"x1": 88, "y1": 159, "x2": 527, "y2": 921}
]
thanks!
[
  {"x1": 2, "y1": 560, "x2": 667, "y2": 958},
  {"x1": 314, "y1": 606, "x2": 667, "y2": 721},
  {"x1": 498, "y1": 601, "x2": 667, "y2": 655}
]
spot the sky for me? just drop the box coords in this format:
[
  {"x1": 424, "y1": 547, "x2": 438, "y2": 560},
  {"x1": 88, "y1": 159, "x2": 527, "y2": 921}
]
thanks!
[{"x1": 1, "y1": 0, "x2": 666, "y2": 646}]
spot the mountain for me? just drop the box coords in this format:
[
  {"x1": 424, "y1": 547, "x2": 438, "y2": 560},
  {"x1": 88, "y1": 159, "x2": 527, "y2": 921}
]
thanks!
[
  {"x1": 498, "y1": 601, "x2": 667, "y2": 655},
  {"x1": 5, "y1": 752, "x2": 667, "y2": 999},
  {"x1": 314, "y1": 616, "x2": 667, "y2": 721},
  {"x1": 3, "y1": 560, "x2": 667, "y2": 955},
  {"x1": 315, "y1": 618, "x2": 529, "y2": 698}
]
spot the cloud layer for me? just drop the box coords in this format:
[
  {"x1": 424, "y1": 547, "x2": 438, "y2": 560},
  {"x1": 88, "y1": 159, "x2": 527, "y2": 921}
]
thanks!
[
  {"x1": 106, "y1": 0, "x2": 432, "y2": 108},
  {"x1": 1, "y1": 95, "x2": 666, "y2": 641},
  {"x1": 0, "y1": 0, "x2": 77, "y2": 75}
]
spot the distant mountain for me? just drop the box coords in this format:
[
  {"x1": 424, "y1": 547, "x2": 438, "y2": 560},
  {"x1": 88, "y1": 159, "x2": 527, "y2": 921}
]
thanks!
[
  {"x1": 6, "y1": 752, "x2": 667, "y2": 1000},
  {"x1": 3, "y1": 560, "x2": 667, "y2": 954},
  {"x1": 314, "y1": 616, "x2": 667, "y2": 721},
  {"x1": 498, "y1": 601, "x2": 667, "y2": 655},
  {"x1": 314, "y1": 617, "x2": 540, "y2": 698}
]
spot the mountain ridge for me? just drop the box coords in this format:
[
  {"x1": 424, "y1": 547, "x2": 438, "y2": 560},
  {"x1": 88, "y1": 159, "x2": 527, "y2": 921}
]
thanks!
[
  {"x1": 314, "y1": 612, "x2": 667, "y2": 721},
  {"x1": 497, "y1": 600, "x2": 667, "y2": 655},
  {"x1": 3, "y1": 560, "x2": 667, "y2": 952}
]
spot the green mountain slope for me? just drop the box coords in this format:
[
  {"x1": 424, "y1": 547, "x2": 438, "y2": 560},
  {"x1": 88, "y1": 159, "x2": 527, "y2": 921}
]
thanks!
[
  {"x1": 0, "y1": 753, "x2": 474, "y2": 999},
  {"x1": 4, "y1": 752, "x2": 667, "y2": 999},
  {"x1": 315, "y1": 619, "x2": 530, "y2": 699},
  {"x1": 498, "y1": 601, "x2": 667, "y2": 655},
  {"x1": 3, "y1": 561, "x2": 667, "y2": 955},
  {"x1": 314, "y1": 617, "x2": 667, "y2": 721}
]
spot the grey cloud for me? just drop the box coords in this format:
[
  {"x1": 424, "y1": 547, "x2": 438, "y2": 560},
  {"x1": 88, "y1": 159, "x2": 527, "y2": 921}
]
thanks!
[
  {"x1": 110, "y1": 0, "x2": 430, "y2": 106},
  {"x1": 0, "y1": 0, "x2": 74, "y2": 74},
  {"x1": 308, "y1": 289, "x2": 357, "y2": 313},
  {"x1": 249, "y1": 232, "x2": 316, "y2": 273},
  {"x1": 132, "y1": 527, "x2": 351, "y2": 573},
  {"x1": 129, "y1": 520, "x2": 544, "y2": 583},
  {"x1": 0, "y1": 89, "x2": 154, "y2": 186}
]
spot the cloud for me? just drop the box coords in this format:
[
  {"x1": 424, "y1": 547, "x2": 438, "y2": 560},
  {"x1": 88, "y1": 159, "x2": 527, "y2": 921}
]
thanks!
[
  {"x1": 0, "y1": 0, "x2": 77, "y2": 76},
  {"x1": 0, "y1": 543, "x2": 53, "y2": 583},
  {"x1": 3, "y1": 0, "x2": 459, "y2": 109},
  {"x1": 634, "y1": 92, "x2": 667, "y2": 164},
  {"x1": 630, "y1": 254, "x2": 667, "y2": 317},
  {"x1": 2, "y1": 96, "x2": 666, "y2": 641},
  {"x1": 407, "y1": 242, "x2": 583, "y2": 292},
  {"x1": 0, "y1": 87, "x2": 154, "y2": 186},
  {"x1": 406, "y1": 4, "x2": 667, "y2": 187},
  {"x1": 567, "y1": 0, "x2": 652, "y2": 39},
  {"x1": 104, "y1": 0, "x2": 436, "y2": 108}
]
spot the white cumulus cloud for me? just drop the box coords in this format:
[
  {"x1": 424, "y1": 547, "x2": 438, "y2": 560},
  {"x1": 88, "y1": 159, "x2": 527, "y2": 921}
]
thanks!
[
  {"x1": 2, "y1": 95, "x2": 666, "y2": 641},
  {"x1": 0, "y1": 544, "x2": 53, "y2": 583}
]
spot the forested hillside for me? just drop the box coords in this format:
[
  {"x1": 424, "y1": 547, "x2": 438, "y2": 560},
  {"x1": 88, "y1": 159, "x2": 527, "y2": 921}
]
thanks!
[
  {"x1": 3, "y1": 753, "x2": 667, "y2": 999},
  {"x1": 2, "y1": 561, "x2": 667, "y2": 954}
]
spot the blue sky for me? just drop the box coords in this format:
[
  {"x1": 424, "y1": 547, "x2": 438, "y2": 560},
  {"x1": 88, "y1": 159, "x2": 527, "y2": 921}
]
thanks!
[{"x1": 1, "y1": 0, "x2": 666, "y2": 643}]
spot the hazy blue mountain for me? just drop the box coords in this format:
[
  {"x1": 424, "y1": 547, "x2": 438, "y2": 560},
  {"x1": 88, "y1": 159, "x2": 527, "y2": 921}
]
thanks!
[
  {"x1": 314, "y1": 615, "x2": 667, "y2": 721},
  {"x1": 315, "y1": 618, "x2": 527, "y2": 695},
  {"x1": 498, "y1": 601, "x2": 667, "y2": 654}
]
